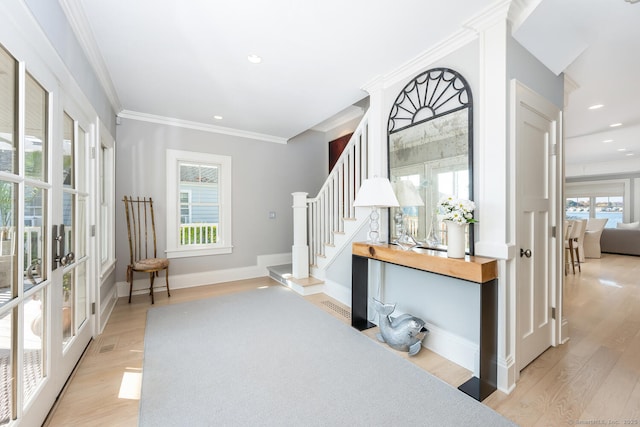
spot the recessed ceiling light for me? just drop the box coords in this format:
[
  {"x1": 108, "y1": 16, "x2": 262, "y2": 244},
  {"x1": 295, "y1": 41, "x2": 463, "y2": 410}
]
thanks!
[
  {"x1": 213, "y1": 115, "x2": 223, "y2": 120},
  {"x1": 610, "y1": 123, "x2": 623, "y2": 127},
  {"x1": 588, "y1": 104, "x2": 604, "y2": 110},
  {"x1": 617, "y1": 148, "x2": 628, "y2": 152},
  {"x1": 247, "y1": 54, "x2": 262, "y2": 64},
  {"x1": 602, "y1": 139, "x2": 614, "y2": 143},
  {"x1": 626, "y1": 153, "x2": 635, "y2": 156}
]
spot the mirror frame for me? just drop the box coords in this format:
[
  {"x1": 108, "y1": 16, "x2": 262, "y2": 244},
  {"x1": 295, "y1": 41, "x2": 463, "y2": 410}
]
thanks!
[{"x1": 387, "y1": 67, "x2": 474, "y2": 254}]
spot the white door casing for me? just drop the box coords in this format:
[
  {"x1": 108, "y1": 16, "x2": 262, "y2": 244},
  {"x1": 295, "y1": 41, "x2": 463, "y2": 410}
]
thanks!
[{"x1": 513, "y1": 80, "x2": 561, "y2": 371}]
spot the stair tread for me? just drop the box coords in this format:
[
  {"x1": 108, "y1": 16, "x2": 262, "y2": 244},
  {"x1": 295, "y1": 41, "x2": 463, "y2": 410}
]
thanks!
[
  {"x1": 289, "y1": 276, "x2": 324, "y2": 287},
  {"x1": 267, "y1": 264, "x2": 323, "y2": 288}
]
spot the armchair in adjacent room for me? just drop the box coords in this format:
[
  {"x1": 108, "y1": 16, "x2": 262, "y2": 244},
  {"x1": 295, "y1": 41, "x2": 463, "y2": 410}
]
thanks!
[{"x1": 583, "y1": 218, "x2": 608, "y2": 259}]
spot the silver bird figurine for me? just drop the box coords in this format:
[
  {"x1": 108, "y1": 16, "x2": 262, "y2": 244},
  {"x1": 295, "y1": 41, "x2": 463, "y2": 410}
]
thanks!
[{"x1": 373, "y1": 299, "x2": 428, "y2": 356}]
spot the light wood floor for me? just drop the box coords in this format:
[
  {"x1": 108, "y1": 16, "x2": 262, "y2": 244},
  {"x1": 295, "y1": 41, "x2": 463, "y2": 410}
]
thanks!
[{"x1": 44, "y1": 254, "x2": 640, "y2": 426}]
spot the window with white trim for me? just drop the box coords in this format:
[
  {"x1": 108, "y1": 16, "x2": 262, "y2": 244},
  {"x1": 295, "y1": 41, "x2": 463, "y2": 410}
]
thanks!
[
  {"x1": 179, "y1": 190, "x2": 192, "y2": 224},
  {"x1": 166, "y1": 149, "x2": 232, "y2": 258},
  {"x1": 565, "y1": 180, "x2": 628, "y2": 228},
  {"x1": 99, "y1": 129, "x2": 116, "y2": 275}
]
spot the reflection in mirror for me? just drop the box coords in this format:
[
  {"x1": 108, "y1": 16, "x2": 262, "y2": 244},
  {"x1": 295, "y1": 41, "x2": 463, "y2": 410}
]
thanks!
[{"x1": 388, "y1": 68, "x2": 473, "y2": 254}]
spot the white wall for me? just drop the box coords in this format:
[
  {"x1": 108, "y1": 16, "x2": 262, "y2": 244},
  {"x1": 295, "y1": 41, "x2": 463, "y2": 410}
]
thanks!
[
  {"x1": 114, "y1": 118, "x2": 327, "y2": 288},
  {"x1": 566, "y1": 158, "x2": 640, "y2": 178}
]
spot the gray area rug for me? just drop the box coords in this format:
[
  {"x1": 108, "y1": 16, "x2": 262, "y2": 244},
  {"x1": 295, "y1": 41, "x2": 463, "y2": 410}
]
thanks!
[{"x1": 140, "y1": 286, "x2": 517, "y2": 426}]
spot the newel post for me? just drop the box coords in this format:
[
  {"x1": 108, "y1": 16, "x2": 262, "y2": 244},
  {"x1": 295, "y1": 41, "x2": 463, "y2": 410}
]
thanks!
[{"x1": 292, "y1": 192, "x2": 309, "y2": 279}]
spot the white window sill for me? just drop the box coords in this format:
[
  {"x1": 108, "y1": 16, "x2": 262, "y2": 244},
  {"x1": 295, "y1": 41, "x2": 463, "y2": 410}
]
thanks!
[{"x1": 166, "y1": 246, "x2": 233, "y2": 259}]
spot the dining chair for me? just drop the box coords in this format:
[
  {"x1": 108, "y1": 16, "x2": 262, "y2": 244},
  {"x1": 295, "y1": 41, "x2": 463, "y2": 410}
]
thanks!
[
  {"x1": 123, "y1": 196, "x2": 170, "y2": 304},
  {"x1": 564, "y1": 220, "x2": 574, "y2": 275},
  {"x1": 574, "y1": 219, "x2": 587, "y2": 263},
  {"x1": 569, "y1": 219, "x2": 585, "y2": 272}
]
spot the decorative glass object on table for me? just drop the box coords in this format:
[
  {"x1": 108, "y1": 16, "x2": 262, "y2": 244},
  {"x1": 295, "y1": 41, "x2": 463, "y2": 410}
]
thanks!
[{"x1": 392, "y1": 180, "x2": 423, "y2": 250}]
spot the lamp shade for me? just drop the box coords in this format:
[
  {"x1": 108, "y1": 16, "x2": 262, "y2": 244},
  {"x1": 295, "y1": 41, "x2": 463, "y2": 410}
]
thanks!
[
  {"x1": 393, "y1": 180, "x2": 424, "y2": 207},
  {"x1": 353, "y1": 177, "x2": 400, "y2": 208}
]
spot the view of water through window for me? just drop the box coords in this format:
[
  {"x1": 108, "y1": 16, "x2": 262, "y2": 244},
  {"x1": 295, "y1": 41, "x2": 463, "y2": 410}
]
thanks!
[{"x1": 565, "y1": 196, "x2": 623, "y2": 228}]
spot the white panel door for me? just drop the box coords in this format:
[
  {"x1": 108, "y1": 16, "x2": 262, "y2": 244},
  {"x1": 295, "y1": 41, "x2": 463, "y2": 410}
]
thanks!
[{"x1": 514, "y1": 81, "x2": 560, "y2": 371}]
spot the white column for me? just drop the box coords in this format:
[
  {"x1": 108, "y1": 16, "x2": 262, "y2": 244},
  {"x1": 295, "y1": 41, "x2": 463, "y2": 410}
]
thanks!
[
  {"x1": 467, "y1": 4, "x2": 515, "y2": 394},
  {"x1": 291, "y1": 192, "x2": 309, "y2": 279}
]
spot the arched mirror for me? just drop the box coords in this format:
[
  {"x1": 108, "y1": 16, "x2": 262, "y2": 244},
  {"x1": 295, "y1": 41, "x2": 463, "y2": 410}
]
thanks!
[{"x1": 388, "y1": 68, "x2": 474, "y2": 254}]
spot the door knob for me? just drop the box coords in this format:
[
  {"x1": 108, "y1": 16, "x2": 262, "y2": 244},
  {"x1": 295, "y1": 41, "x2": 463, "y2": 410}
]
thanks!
[{"x1": 520, "y1": 248, "x2": 532, "y2": 258}]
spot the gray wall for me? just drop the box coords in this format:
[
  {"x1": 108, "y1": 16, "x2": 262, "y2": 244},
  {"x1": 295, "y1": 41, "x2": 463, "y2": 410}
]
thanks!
[
  {"x1": 507, "y1": 34, "x2": 564, "y2": 109},
  {"x1": 114, "y1": 119, "x2": 327, "y2": 282}
]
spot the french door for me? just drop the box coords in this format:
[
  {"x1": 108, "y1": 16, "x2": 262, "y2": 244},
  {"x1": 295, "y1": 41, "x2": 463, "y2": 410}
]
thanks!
[{"x1": 0, "y1": 44, "x2": 93, "y2": 426}]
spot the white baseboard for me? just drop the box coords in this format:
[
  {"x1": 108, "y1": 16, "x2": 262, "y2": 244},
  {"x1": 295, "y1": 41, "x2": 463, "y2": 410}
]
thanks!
[
  {"x1": 422, "y1": 321, "x2": 479, "y2": 375},
  {"x1": 365, "y1": 311, "x2": 479, "y2": 375},
  {"x1": 315, "y1": 280, "x2": 479, "y2": 375},
  {"x1": 116, "y1": 252, "x2": 291, "y2": 298},
  {"x1": 322, "y1": 279, "x2": 352, "y2": 308},
  {"x1": 99, "y1": 286, "x2": 118, "y2": 334},
  {"x1": 561, "y1": 316, "x2": 570, "y2": 344},
  {"x1": 498, "y1": 355, "x2": 517, "y2": 394}
]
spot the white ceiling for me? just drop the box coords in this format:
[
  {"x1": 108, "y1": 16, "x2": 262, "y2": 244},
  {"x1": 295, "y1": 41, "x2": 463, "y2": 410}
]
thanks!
[
  {"x1": 61, "y1": 0, "x2": 640, "y2": 168},
  {"x1": 512, "y1": 0, "x2": 640, "y2": 169}
]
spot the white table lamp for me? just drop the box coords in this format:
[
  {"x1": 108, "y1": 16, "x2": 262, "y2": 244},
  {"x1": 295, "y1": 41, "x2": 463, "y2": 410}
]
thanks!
[{"x1": 353, "y1": 177, "x2": 399, "y2": 244}]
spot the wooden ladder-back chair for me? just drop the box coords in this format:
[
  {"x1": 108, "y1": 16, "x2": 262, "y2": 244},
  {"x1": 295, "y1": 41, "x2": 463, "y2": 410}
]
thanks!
[{"x1": 123, "y1": 196, "x2": 170, "y2": 304}]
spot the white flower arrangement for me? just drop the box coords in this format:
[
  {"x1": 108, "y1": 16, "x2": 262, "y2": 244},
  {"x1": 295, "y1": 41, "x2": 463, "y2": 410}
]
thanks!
[{"x1": 437, "y1": 195, "x2": 477, "y2": 224}]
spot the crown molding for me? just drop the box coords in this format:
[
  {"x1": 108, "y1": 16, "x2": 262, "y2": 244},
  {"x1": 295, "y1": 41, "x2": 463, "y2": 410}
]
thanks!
[
  {"x1": 464, "y1": 0, "x2": 512, "y2": 33},
  {"x1": 118, "y1": 110, "x2": 289, "y2": 144},
  {"x1": 362, "y1": 27, "x2": 477, "y2": 93},
  {"x1": 362, "y1": 0, "x2": 513, "y2": 93},
  {"x1": 563, "y1": 73, "x2": 579, "y2": 109},
  {"x1": 59, "y1": 0, "x2": 122, "y2": 113},
  {"x1": 311, "y1": 106, "x2": 364, "y2": 132}
]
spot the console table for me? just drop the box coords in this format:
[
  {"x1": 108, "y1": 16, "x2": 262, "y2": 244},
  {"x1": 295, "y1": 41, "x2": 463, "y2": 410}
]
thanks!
[{"x1": 351, "y1": 242, "x2": 498, "y2": 401}]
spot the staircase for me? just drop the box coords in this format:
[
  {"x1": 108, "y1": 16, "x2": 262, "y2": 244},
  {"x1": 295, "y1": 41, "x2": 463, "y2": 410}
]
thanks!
[{"x1": 270, "y1": 111, "x2": 371, "y2": 295}]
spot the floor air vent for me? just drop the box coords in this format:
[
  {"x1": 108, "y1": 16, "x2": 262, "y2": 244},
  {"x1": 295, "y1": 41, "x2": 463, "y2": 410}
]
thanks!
[{"x1": 320, "y1": 300, "x2": 351, "y2": 320}]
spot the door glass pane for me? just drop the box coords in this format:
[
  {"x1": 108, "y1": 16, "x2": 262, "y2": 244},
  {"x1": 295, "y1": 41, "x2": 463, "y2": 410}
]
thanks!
[
  {"x1": 63, "y1": 114, "x2": 74, "y2": 188},
  {"x1": 25, "y1": 73, "x2": 47, "y2": 181},
  {"x1": 77, "y1": 196, "x2": 86, "y2": 259},
  {"x1": 62, "y1": 271, "x2": 73, "y2": 345},
  {"x1": 63, "y1": 192, "x2": 74, "y2": 258},
  {"x1": 76, "y1": 261, "x2": 87, "y2": 328},
  {"x1": 0, "y1": 46, "x2": 17, "y2": 175},
  {"x1": 24, "y1": 289, "x2": 44, "y2": 403},
  {"x1": 0, "y1": 181, "x2": 16, "y2": 308},
  {"x1": 0, "y1": 309, "x2": 13, "y2": 425},
  {"x1": 76, "y1": 128, "x2": 86, "y2": 193},
  {"x1": 24, "y1": 186, "x2": 45, "y2": 292}
]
